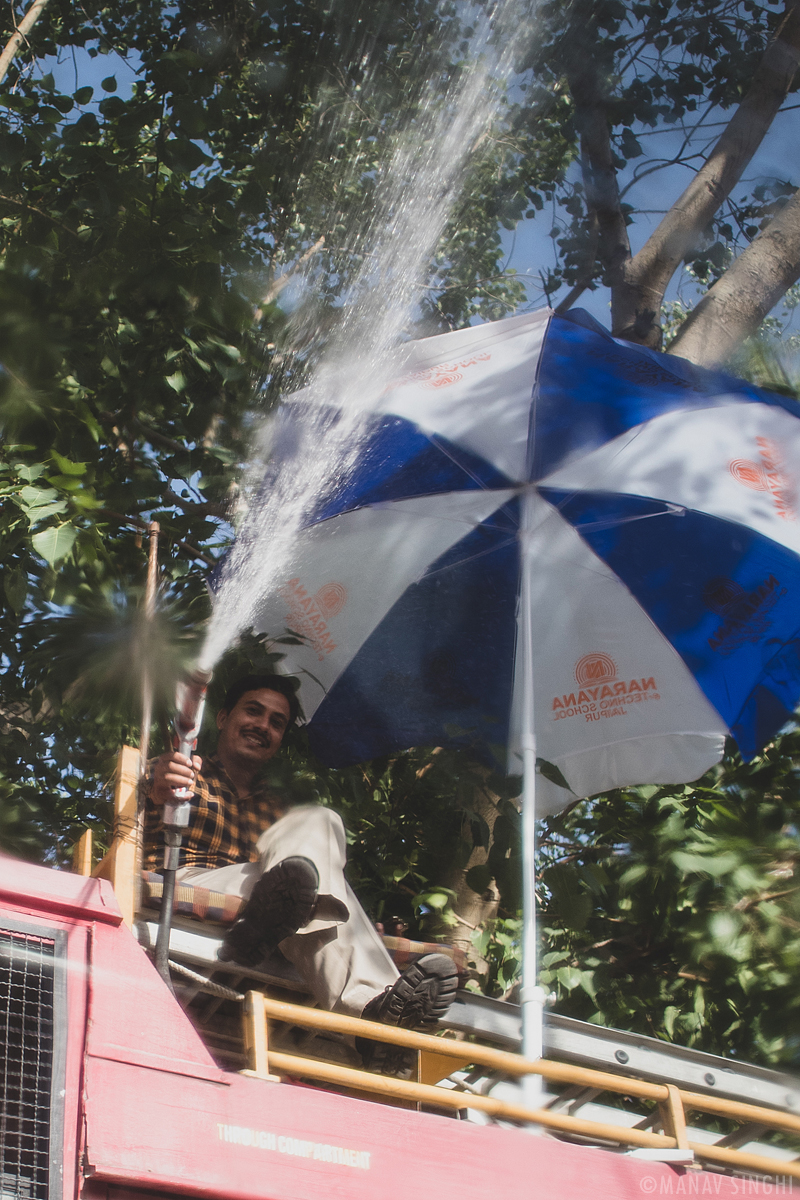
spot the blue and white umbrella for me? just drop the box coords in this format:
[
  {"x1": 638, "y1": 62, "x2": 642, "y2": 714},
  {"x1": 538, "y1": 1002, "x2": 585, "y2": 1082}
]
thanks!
[{"x1": 250, "y1": 307, "x2": 800, "y2": 1073}]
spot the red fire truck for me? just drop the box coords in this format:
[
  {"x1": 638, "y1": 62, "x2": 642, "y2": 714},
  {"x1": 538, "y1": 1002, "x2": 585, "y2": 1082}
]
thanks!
[{"x1": 2, "y1": 749, "x2": 799, "y2": 1200}]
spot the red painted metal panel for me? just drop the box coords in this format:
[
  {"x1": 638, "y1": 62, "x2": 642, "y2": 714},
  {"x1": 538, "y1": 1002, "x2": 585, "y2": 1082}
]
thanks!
[
  {"x1": 83, "y1": 1057, "x2": 754, "y2": 1200},
  {"x1": 0, "y1": 854, "x2": 122, "y2": 925},
  {"x1": 85, "y1": 917, "x2": 225, "y2": 1079},
  {"x1": 74, "y1": 877, "x2": 762, "y2": 1200},
  {"x1": 82, "y1": 1186, "x2": 180, "y2": 1200},
  {"x1": 1, "y1": 859, "x2": 769, "y2": 1200}
]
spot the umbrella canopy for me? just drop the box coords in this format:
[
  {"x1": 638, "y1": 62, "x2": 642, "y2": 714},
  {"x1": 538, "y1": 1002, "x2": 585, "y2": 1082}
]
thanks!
[{"x1": 251, "y1": 307, "x2": 800, "y2": 813}]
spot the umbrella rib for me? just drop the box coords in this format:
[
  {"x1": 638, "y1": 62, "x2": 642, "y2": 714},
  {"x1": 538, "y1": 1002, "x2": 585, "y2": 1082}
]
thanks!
[
  {"x1": 427, "y1": 432, "x2": 515, "y2": 509},
  {"x1": 534, "y1": 424, "x2": 649, "y2": 515},
  {"x1": 572, "y1": 503, "x2": 686, "y2": 534},
  {"x1": 422, "y1": 535, "x2": 520, "y2": 579},
  {"x1": 368, "y1": 495, "x2": 516, "y2": 531}
]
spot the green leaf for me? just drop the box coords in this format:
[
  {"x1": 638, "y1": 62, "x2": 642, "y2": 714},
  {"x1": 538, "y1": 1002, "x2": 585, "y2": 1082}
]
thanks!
[
  {"x1": 579, "y1": 970, "x2": 597, "y2": 1002},
  {"x1": 47, "y1": 474, "x2": 84, "y2": 492},
  {"x1": 17, "y1": 486, "x2": 68, "y2": 521},
  {"x1": 166, "y1": 372, "x2": 187, "y2": 393},
  {"x1": 4, "y1": 568, "x2": 26, "y2": 612},
  {"x1": 25, "y1": 502, "x2": 68, "y2": 523},
  {"x1": 31, "y1": 523, "x2": 77, "y2": 566},
  {"x1": 0, "y1": 93, "x2": 32, "y2": 111},
  {"x1": 537, "y1": 757, "x2": 574, "y2": 794},
  {"x1": 49, "y1": 451, "x2": 86, "y2": 476},
  {"x1": 636, "y1": 785, "x2": 659, "y2": 799},
  {"x1": 556, "y1": 966, "x2": 582, "y2": 991},
  {"x1": 99, "y1": 97, "x2": 127, "y2": 119},
  {"x1": 672, "y1": 850, "x2": 740, "y2": 877},
  {"x1": 101, "y1": 76, "x2": 117, "y2": 93},
  {"x1": 18, "y1": 484, "x2": 60, "y2": 509},
  {"x1": 708, "y1": 911, "x2": 743, "y2": 945},
  {"x1": 544, "y1": 865, "x2": 592, "y2": 930},
  {"x1": 542, "y1": 950, "x2": 569, "y2": 968},
  {"x1": 465, "y1": 864, "x2": 494, "y2": 895},
  {"x1": 14, "y1": 465, "x2": 45, "y2": 484},
  {"x1": 664, "y1": 1006, "x2": 679, "y2": 1038}
]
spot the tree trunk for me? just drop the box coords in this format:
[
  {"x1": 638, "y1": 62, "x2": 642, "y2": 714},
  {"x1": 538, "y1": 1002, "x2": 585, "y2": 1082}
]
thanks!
[
  {"x1": 445, "y1": 769, "x2": 500, "y2": 983},
  {"x1": 0, "y1": 0, "x2": 50, "y2": 86},
  {"x1": 569, "y1": 0, "x2": 800, "y2": 348},
  {"x1": 568, "y1": 60, "x2": 633, "y2": 316},
  {"x1": 621, "y1": 0, "x2": 800, "y2": 346},
  {"x1": 667, "y1": 187, "x2": 800, "y2": 366}
]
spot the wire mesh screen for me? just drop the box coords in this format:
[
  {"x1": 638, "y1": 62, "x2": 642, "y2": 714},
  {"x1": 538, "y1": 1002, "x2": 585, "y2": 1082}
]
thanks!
[{"x1": 0, "y1": 930, "x2": 55, "y2": 1200}]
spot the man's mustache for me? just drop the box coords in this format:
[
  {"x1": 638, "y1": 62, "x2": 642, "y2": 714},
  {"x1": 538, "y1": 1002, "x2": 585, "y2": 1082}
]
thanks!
[{"x1": 239, "y1": 726, "x2": 271, "y2": 746}]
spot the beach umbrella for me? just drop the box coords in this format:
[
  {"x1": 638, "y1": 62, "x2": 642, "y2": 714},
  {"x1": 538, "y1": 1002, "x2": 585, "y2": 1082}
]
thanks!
[{"x1": 249, "y1": 307, "x2": 800, "y2": 1081}]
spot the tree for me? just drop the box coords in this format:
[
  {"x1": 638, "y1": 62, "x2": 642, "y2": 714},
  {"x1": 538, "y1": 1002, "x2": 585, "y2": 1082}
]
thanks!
[
  {"x1": 533, "y1": 732, "x2": 800, "y2": 1071},
  {"x1": 0, "y1": 0, "x2": 555, "y2": 857},
  {"x1": 1, "y1": 0, "x2": 799, "y2": 1076},
  {"x1": 519, "y1": 0, "x2": 800, "y2": 362}
]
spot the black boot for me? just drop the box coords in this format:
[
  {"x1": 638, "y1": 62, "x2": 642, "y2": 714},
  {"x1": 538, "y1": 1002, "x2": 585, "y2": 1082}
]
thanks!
[
  {"x1": 218, "y1": 856, "x2": 319, "y2": 968},
  {"x1": 357, "y1": 953, "x2": 458, "y2": 1075}
]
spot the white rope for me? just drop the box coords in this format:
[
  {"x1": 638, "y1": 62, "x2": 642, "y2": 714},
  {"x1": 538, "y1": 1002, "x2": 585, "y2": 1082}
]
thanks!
[{"x1": 168, "y1": 958, "x2": 245, "y2": 1002}]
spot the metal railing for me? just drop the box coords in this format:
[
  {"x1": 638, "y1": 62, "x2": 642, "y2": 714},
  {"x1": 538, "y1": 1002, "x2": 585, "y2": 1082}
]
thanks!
[{"x1": 242, "y1": 991, "x2": 800, "y2": 1181}]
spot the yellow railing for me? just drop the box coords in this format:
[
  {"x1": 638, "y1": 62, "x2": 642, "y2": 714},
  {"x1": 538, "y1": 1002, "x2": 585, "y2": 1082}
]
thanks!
[
  {"x1": 72, "y1": 744, "x2": 141, "y2": 927},
  {"x1": 242, "y1": 991, "x2": 800, "y2": 1181}
]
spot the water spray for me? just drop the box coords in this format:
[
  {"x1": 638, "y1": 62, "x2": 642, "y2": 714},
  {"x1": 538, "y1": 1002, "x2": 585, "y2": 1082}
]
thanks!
[
  {"x1": 197, "y1": 0, "x2": 523, "y2": 675},
  {"x1": 154, "y1": 667, "x2": 212, "y2": 989}
]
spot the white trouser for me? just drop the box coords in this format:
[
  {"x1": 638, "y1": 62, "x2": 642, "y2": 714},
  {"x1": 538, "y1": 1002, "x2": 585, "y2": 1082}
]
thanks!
[{"x1": 177, "y1": 804, "x2": 398, "y2": 1016}]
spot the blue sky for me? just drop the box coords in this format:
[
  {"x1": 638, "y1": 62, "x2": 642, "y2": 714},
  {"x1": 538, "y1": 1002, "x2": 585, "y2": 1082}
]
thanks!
[
  {"x1": 32, "y1": 41, "x2": 800, "y2": 337},
  {"x1": 502, "y1": 102, "x2": 800, "y2": 332}
]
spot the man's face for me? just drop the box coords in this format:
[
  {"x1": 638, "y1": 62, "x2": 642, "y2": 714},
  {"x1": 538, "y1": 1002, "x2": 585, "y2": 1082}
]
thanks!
[{"x1": 216, "y1": 688, "x2": 291, "y2": 772}]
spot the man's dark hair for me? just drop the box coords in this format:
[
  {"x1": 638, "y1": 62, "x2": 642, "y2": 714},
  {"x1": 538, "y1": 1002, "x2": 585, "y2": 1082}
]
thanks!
[{"x1": 220, "y1": 674, "x2": 301, "y2": 727}]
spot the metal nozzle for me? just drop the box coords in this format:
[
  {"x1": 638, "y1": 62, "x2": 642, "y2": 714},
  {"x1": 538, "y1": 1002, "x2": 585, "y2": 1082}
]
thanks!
[
  {"x1": 174, "y1": 667, "x2": 212, "y2": 741},
  {"x1": 172, "y1": 667, "x2": 212, "y2": 799}
]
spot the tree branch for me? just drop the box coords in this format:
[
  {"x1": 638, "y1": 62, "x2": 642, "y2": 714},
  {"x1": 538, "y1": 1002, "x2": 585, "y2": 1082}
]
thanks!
[
  {"x1": 0, "y1": 193, "x2": 79, "y2": 239},
  {"x1": 0, "y1": 0, "x2": 50, "y2": 85},
  {"x1": 173, "y1": 538, "x2": 215, "y2": 567},
  {"x1": 99, "y1": 411, "x2": 191, "y2": 456},
  {"x1": 129, "y1": 417, "x2": 187, "y2": 455},
  {"x1": 93, "y1": 508, "x2": 148, "y2": 530},
  {"x1": 567, "y1": 59, "x2": 632, "y2": 316},
  {"x1": 254, "y1": 235, "x2": 325, "y2": 321},
  {"x1": 163, "y1": 486, "x2": 227, "y2": 520},
  {"x1": 625, "y1": 0, "x2": 800, "y2": 343},
  {"x1": 668, "y1": 186, "x2": 800, "y2": 366},
  {"x1": 94, "y1": 508, "x2": 217, "y2": 566}
]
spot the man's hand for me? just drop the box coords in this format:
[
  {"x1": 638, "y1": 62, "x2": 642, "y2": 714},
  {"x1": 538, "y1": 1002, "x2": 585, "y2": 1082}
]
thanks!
[{"x1": 150, "y1": 751, "x2": 203, "y2": 807}]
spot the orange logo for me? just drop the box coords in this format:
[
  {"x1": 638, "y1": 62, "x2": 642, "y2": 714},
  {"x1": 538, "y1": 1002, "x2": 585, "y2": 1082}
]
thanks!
[
  {"x1": 729, "y1": 438, "x2": 795, "y2": 520},
  {"x1": 730, "y1": 459, "x2": 768, "y2": 491},
  {"x1": 575, "y1": 652, "x2": 617, "y2": 686},
  {"x1": 315, "y1": 582, "x2": 347, "y2": 617},
  {"x1": 551, "y1": 652, "x2": 660, "y2": 723},
  {"x1": 384, "y1": 351, "x2": 492, "y2": 395},
  {"x1": 277, "y1": 578, "x2": 345, "y2": 661},
  {"x1": 423, "y1": 371, "x2": 462, "y2": 389}
]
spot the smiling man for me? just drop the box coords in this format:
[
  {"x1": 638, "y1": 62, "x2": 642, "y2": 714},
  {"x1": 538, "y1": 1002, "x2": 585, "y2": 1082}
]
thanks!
[{"x1": 144, "y1": 674, "x2": 457, "y2": 1063}]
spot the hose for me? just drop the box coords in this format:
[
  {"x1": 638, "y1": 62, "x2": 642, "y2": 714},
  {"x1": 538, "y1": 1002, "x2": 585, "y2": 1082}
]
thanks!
[{"x1": 154, "y1": 865, "x2": 178, "y2": 992}]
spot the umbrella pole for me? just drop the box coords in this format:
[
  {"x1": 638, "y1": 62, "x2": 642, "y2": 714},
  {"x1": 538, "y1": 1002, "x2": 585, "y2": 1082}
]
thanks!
[{"x1": 520, "y1": 489, "x2": 546, "y2": 1109}]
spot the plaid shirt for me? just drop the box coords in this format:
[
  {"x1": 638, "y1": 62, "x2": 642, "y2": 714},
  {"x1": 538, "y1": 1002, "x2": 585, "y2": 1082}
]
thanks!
[{"x1": 143, "y1": 754, "x2": 287, "y2": 871}]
